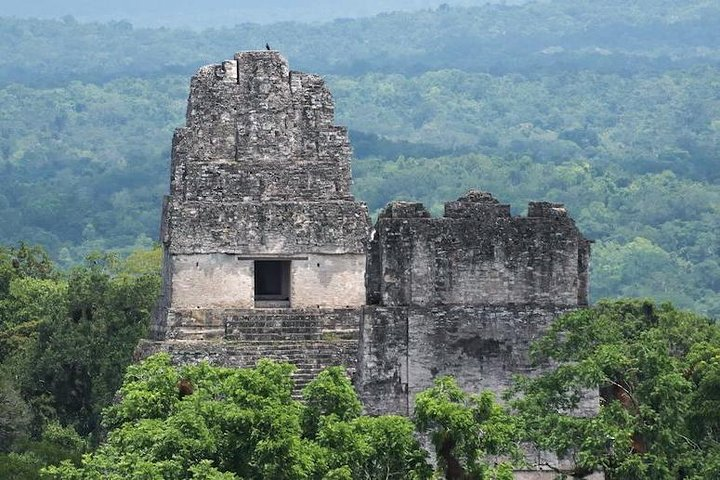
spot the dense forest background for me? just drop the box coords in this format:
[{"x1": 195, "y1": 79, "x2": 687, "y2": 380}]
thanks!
[
  {"x1": 1, "y1": 0, "x2": 527, "y2": 26},
  {"x1": 0, "y1": 0, "x2": 718, "y2": 316}
]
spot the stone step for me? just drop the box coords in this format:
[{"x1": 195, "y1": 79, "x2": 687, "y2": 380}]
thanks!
[
  {"x1": 258, "y1": 343, "x2": 353, "y2": 348},
  {"x1": 292, "y1": 373, "x2": 324, "y2": 380},
  {"x1": 224, "y1": 316, "x2": 359, "y2": 323},
  {"x1": 228, "y1": 320, "x2": 358, "y2": 330},
  {"x1": 177, "y1": 343, "x2": 358, "y2": 371},
  {"x1": 168, "y1": 326, "x2": 358, "y2": 341},
  {"x1": 166, "y1": 308, "x2": 362, "y2": 342},
  {"x1": 171, "y1": 339, "x2": 356, "y2": 348},
  {"x1": 224, "y1": 325, "x2": 359, "y2": 332},
  {"x1": 170, "y1": 308, "x2": 360, "y2": 321},
  {"x1": 290, "y1": 370, "x2": 355, "y2": 398},
  {"x1": 171, "y1": 325, "x2": 358, "y2": 333},
  {"x1": 225, "y1": 331, "x2": 357, "y2": 341},
  {"x1": 168, "y1": 329, "x2": 223, "y2": 341},
  {"x1": 140, "y1": 339, "x2": 358, "y2": 396},
  {"x1": 226, "y1": 329, "x2": 358, "y2": 334},
  {"x1": 290, "y1": 365, "x2": 327, "y2": 372},
  {"x1": 140, "y1": 339, "x2": 358, "y2": 398},
  {"x1": 231, "y1": 350, "x2": 348, "y2": 356}
]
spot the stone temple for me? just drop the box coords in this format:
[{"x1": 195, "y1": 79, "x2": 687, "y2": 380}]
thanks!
[{"x1": 138, "y1": 51, "x2": 591, "y2": 418}]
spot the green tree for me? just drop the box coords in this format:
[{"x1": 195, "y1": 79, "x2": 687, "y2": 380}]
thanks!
[
  {"x1": 301, "y1": 366, "x2": 362, "y2": 438},
  {"x1": 47, "y1": 354, "x2": 433, "y2": 480},
  {"x1": 14, "y1": 250, "x2": 162, "y2": 436},
  {"x1": 304, "y1": 368, "x2": 430, "y2": 479},
  {"x1": 0, "y1": 375, "x2": 31, "y2": 451},
  {"x1": 317, "y1": 415, "x2": 431, "y2": 480},
  {"x1": 509, "y1": 299, "x2": 720, "y2": 479},
  {"x1": 0, "y1": 422, "x2": 86, "y2": 480},
  {"x1": 0, "y1": 244, "x2": 161, "y2": 478},
  {"x1": 414, "y1": 376, "x2": 519, "y2": 480}
]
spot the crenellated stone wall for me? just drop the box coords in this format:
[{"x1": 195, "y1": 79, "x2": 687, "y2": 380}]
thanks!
[
  {"x1": 366, "y1": 192, "x2": 590, "y2": 309},
  {"x1": 357, "y1": 192, "x2": 591, "y2": 414}
]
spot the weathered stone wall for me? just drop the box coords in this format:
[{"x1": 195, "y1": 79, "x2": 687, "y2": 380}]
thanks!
[
  {"x1": 140, "y1": 308, "x2": 362, "y2": 395},
  {"x1": 165, "y1": 201, "x2": 368, "y2": 255},
  {"x1": 360, "y1": 191, "x2": 591, "y2": 413},
  {"x1": 159, "y1": 307, "x2": 360, "y2": 341},
  {"x1": 358, "y1": 305, "x2": 573, "y2": 415},
  {"x1": 407, "y1": 305, "x2": 573, "y2": 409},
  {"x1": 356, "y1": 307, "x2": 410, "y2": 414},
  {"x1": 139, "y1": 307, "x2": 361, "y2": 392},
  {"x1": 170, "y1": 254, "x2": 255, "y2": 309},
  {"x1": 290, "y1": 253, "x2": 367, "y2": 308},
  {"x1": 172, "y1": 52, "x2": 351, "y2": 200},
  {"x1": 367, "y1": 192, "x2": 590, "y2": 308},
  {"x1": 357, "y1": 191, "x2": 596, "y2": 477},
  {"x1": 169, "y1": 253, "x2": 366, "y2": 310},
  {"x1": 162, "y1": 50, "x2": 366, "y2": 258}
]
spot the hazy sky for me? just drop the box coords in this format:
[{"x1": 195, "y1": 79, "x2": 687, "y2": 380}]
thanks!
[{"x1": 0, "y1": 0, "x2": 529, "y2": 26}]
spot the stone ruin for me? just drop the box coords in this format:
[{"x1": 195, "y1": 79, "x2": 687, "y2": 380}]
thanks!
[{"x1": 137, "y1": 51, "x2": 591, "y2": 420}]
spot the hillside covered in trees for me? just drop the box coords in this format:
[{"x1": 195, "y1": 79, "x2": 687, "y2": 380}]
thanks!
[
  {"x1": 1, "y1": 0, "x2": 525, "y2": 27},
  {"x1": 0, "y1": 0, "x2": 718, "y2": 317}
]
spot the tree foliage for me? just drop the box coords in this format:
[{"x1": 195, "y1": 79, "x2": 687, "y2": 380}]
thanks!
[
  {"x1": 415, "y1": 377, "x2": 519, "y2": 480},
  {"x1": 0, "y1": 243, "x2": 161, "y2": 476},
  {"x1": 509, "y1": 299, "x2": 720, "y2": 479},
  {"x1": 46, "y1": 354, "x2": 435, "y2": 480}
]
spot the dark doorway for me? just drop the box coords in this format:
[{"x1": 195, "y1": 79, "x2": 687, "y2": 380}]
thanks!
[{"x1": 254, "y1": 260, "x2": 290, "y2": 307}]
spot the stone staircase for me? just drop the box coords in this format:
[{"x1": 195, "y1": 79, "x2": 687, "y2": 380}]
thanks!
[{"x1": 140, "y1": 308, "x2": 361, "y2": 396}]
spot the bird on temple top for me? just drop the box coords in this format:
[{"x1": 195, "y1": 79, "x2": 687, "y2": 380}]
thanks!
[{"x1": 266, "y1": 43, "x2": 271, "y2": 50}]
